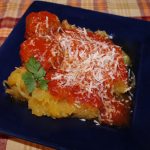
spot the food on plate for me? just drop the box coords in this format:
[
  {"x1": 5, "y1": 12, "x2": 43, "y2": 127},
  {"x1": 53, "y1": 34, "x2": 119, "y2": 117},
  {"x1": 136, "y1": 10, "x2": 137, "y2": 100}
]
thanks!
[
  {"x1": 25, "y1": 11, "x2": 61, "y2": 39},
  {"x1": 20, "y1": 37, "x2": 64, "y2": 71},
  {"x1": 4, "y1": 11, "x2": 134, "y2": 126}
]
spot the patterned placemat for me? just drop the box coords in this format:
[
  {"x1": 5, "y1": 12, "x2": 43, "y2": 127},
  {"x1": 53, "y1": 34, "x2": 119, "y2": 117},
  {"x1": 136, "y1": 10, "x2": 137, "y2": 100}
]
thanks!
[{"x1": 0, "y1": 0, "x2": 150, "y2": 149}]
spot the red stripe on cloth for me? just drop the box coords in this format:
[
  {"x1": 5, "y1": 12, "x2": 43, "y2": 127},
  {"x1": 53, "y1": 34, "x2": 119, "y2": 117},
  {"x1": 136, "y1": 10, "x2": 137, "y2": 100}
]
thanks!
[
  {"x1": 77, "y1": 0, "x2": 81, "y2": 8},
  {"x1": 93, "y1": 0, "x2": 99, "y2": 11},
  {"x1": 0, "y1": 37, "x2": 7, "y2": 47},
  {"x1": 67, "y1": 0, "x2": 72, "y2": 6},
  {"x1": 102, "y1": 0, "x2": 108, "y2": 13},
  {"x1": 0, "y1": 17, "x2": 20, "y2": 28},
  {"x1": 136, "y1": 0, "x2": 146, "y2": 16},
  {"x1": 131, "y1": 16, "x2": 150, "y2": 21},
  {"x1": 134, "y1": 16, "x2": 150, "y2": 21},
  {"x1": 0, "y1": 133, "x2": 8, "y2": 150},
  {"x1": 0, "y1": 17, "x2": 20, "y2": 22},
  {"x1": 133, "y1": 16, "x2": 150, "y2": 21}
]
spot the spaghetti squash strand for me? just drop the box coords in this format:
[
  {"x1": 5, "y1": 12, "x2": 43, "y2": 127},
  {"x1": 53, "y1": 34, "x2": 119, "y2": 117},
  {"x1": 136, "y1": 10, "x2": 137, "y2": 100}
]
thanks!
[{"x1": 16, "y1": 78, "x2": 31, "y2": 99}]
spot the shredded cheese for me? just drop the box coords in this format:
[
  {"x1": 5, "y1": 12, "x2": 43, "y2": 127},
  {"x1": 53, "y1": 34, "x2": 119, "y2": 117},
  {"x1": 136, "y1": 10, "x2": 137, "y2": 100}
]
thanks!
[
  {"x1": 43, "y1": 27, "x2": 130, "y2": 124},
  {"x1": 50, "y1": 28, "x2": 128, "y2": 99}
]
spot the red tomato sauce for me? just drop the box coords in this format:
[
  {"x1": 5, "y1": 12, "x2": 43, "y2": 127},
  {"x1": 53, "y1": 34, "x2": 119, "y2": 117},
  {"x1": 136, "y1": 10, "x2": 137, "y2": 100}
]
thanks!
[
  {"x1": 25, "y1": 11, "x2": 61, "y2": 39},
  {"x1": 20, "y1": 37, "x2": 64, "y2": 71}
]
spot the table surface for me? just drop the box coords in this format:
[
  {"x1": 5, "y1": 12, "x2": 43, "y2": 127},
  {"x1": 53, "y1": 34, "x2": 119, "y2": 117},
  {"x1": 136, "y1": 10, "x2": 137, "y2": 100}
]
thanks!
[{"x1": 0, "y1": 0, "x2": 150, "y2": 149}]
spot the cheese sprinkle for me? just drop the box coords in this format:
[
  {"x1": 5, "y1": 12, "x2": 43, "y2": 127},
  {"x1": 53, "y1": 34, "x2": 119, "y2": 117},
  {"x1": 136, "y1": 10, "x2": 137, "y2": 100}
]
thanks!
[{"x1": 49, "y1": 27, "x2": 128, "y2": 103}]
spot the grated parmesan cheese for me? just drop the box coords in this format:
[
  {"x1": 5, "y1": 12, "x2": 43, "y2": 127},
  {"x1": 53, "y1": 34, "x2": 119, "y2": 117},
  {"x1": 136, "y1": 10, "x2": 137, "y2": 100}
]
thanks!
[{"x1": 43, "y1": 27, "x2": 130, "y2": 125}]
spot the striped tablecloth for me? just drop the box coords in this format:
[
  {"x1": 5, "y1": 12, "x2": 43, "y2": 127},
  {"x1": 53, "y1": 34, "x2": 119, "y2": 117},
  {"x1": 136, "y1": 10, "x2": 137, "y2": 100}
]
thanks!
[{"x1": 0, "y1": 0, "x2": 150, "y2": 149}]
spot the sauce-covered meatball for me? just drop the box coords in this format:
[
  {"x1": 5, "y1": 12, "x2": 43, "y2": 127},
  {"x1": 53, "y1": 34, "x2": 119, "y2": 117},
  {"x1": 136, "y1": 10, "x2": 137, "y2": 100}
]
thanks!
[
  {"x1": 20, "y1": 37, "x2": 63, "y2": 71},
  {"x1": 25, "y1": 11, "x2": 61, "y2": 39}
]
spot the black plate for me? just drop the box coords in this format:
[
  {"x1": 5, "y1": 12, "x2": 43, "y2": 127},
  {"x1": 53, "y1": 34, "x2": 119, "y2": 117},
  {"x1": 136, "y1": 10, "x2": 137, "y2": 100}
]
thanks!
[{"x1": 0, "y1": 1, "x2": 150, "y2": 150}]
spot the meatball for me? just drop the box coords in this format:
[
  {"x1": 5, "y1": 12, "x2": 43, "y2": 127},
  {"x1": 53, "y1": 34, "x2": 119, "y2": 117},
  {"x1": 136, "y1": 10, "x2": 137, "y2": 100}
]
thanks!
[
  {"x1": 20, "y1": 37, "x2": 63, "y2": 71},
  {"x1": 25, "y1": 11, "x2": 61, "y2": 39}
]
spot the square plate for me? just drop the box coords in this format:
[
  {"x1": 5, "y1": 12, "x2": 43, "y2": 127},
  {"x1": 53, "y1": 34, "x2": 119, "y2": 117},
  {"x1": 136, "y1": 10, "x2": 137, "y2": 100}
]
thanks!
[{"x1": 0, "y1": 1, "x2": 150, "y2": 150}]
